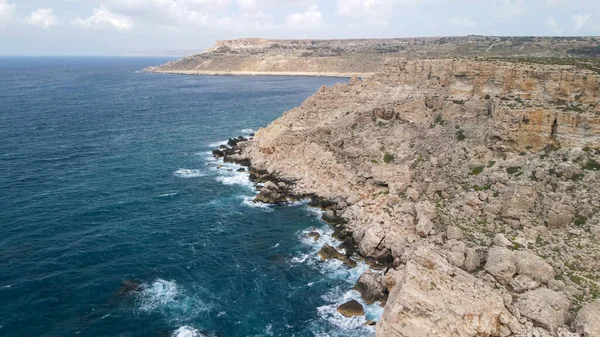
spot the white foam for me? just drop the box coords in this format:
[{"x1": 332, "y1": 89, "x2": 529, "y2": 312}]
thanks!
[
  {"x1": 265, "y1": 324, "x2": 274, "y2": 336},
  {"x1": 138, "y1": 279, "x2": 179, "y2": 312},
  {"x1": 241, "y1": 196, "x2": 273, "y2": 211},
  {"x1": 208, "y1": 140, "x2": 228, "y2": 147},
  {"x1": 241, "y1": 128, "x2": 255, "y2": 134},
  {"x1": 173, "y1": 169, "x2": 205, "y2": 178},
  {"x1": 172, "y1": 326, "x2": 204, "y2": 337},
  {"x1": 159, "y1": 192, "x2": 178, "y2": 197}
]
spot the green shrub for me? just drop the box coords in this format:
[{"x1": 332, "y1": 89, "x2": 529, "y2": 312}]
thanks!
[
  {"x1": 471, "y1": 166, "x2": 484, "y2": 175},
  {"x1": 506, "y1": 166, "x2": 521, "y2": 174},
  {"x1": 574, "y1": 215, "x2": 588, "y2": 227},
  {"x1": 584, "y1": 159, "x2": 600, "y2": 171},
  {"x1": 456, "y1": 129, "x2": 466, "y2": 141},
  {"x1": 383, "y1": 153, "x2": 395, "y2": 164},
  {"x1": 487, "y1": 161, "x2": 496, "y2": 168}
]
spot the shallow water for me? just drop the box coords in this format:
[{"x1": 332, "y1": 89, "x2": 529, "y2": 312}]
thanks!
[{"x1": 0, "y1": 57, "x2": 381, "y2": 337}]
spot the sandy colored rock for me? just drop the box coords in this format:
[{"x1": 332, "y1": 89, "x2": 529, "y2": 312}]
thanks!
[
  {"x1": 574, "y1": 299, "x2": 600, "y2": 337},
  {"x1": 517, "y1": 288, "x2": 571, "y2": 334},
  {"x1": 485, "y1": 247, "x2": 517, "y2": 284},
  {"x1": 337, "y1": 300, "x2": 365, "y2": 317},
  {"x1": 377, "y1": 247, "x2": 519, "y2": 337},
  {"x1": 446, "y1": 225, "x2": 464, "y2": 240},
  {"x1": 514, "y1": 251, "x2": 555, "y2": 284},
  {"x1": 354, "y1": 270, "x2": 387, "y2": 304}
]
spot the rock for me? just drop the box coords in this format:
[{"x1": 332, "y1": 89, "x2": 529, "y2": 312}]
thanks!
[
  {"x1": 358, "y1": 225, "x2": 385, "y2": 256},
  {"x1": 464, "y1": 248, "x2": 481, "y2": 272},
  {"x1": 365, "y1": 320, "x2": 377, "y2": 326},
  {"x1": 514, "y1": 251, "x2": 555, "y2": 284},
  {"x1": 354, "y1": 270, "x2": 387, "y2": 304},
  {"x1": 307, "y1": 231, "x2": 321, "y2": 241},
  {"x1": 117, "y1": 280, "x2": 143, "y2": 295},
  {"x1": 485, "y1": 247, "x2": 516, "y2": 284},
  {"x1": 337, "y1": 300, "x2": 365, "y2": 317},
  {"x1": 337, "y1": 201, "x2": 348, "y2": 210},
  {"x1": 547, "y1": 203, "x2": 576, "y2": 228},
  {"x1": 447, "y1": 251, "x2": 465, "y2": 267},
  {"x1": 377, "y1": 247, "x2": 519, "y2": 337},
  {"x1": 501, "y1": 186, "x2": 537, "y2": 220},
  {"x1": 446, "y1": 225, "x2": 465, "y2": 240},
  {"x1": 574, "y1": 299, "x2": 600, "y2": 337},
  {"x1": 236, "y1": 167, "x2": 246, "y2": 172},
  {"x1": 516, "y1": 288, "x2": 570, "y2": 334},
  {"x1": 346, "y1": 195, "x2": 360, "y2": 205},
  {"x1": 416, "y1": 217, "x2": 434, "y2": 237},
  {"x1": 318, "y1": 243, "x2": 357, "y2": 268},
  {"x1": 509, "y1": 275, "x2": 540, "y2": 293},
  {"x1": 591, "y1": 226, "x2": 600, "y2": 240},
  {"x1": 493, "y1": 233, "x2": 514, "y2": 248}
]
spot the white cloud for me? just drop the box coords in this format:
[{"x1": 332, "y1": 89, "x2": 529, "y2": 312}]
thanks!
[
  {"x1": 29, "y1": 8, "x2": 58, "y2": 29},
  {"x1": 286, "y1": 4, "x2": 322, "y2": 27},
  {"x1": 0, "y1": 0, "x2": 16, "y2": 26},
  {"x1": 75, "y1": 5, "x2": 134, "y2": 31},
  {"x1": 544, "y1": 17, "x2": 561, "y2": 35},
  {"x1": 497, "y1": 0, "x2": 526, "y2": 19},
  {"x1": 336, "y1": 0, "x2": 394, "y2": 21},
  {"x1": 449, "y1": 16, "x2": 478, "y2": 27},
  {"x1": 572, "y1": 13, "x2": 590, "y2": 31}
]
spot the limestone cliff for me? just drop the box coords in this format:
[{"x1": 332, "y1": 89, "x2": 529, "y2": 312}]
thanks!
[
  {"x1": 145, "y1": 36, "x2": 600, "y2": 77},
  {"x1": 233, "y1": 58, "x2": 600, "y2": 336}
]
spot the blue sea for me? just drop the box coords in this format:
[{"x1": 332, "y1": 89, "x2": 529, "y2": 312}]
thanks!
[{"x1": 0, "y1": 57, "x2": 381, "y2": 337}]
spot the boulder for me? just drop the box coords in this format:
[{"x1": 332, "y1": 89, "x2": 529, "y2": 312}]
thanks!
[
  {"x1": 307, "y1": 231, "x2": 321, "y2": 241},
  {"x1": 501, "y1": 186, "x2": 537, "y2": 220},
  {"x1": 516, "y1": 288, "x2": 570, "y2": 334},
  {"x1": 514, "y1": 251, "x2": 555, "y2": 284},
  {"x1": 574, "y1": 299, "x2": 600, "y2": 337},
  {"x1": 464, "y1": 248, "x2": 481, "y2": 272},
  {"x1": 416, "y1": 217, "x2": 434, "y2": 237},
  {"x1": 446, "y1": 225, "x2": 465, "y2": 240},
  {"x1": 509, "y1": 275, "x2": 540, "y2": 293},
  {"x1": 318, "y1": 243, "x2": 357, "y2": 268},
  {"x1": 377, "y1": 247, "x2": 520, "y2": 337},
  {"x1": 354, "y1": 270, "x2": 387, "y2": 304},
  {"x1": 547, "y1": 203, "x2": 576, "y2": 228},
  {"x1": 484, "y1": 247, "x2": 516, "y2": 284},
  {"x1": 358, "y1": 225, "x2": 385, "y2": 256},
  {"x1": 337, "y1": 300, "x2": 365, "y2": 317},
  {"x1": 493, "y1": 233, "x2": 514, "y2": 248}
]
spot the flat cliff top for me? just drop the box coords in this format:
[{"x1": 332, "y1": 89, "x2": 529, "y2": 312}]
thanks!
[{"x1": 145, "y1": 36, "x2": 600, "y2": 76}]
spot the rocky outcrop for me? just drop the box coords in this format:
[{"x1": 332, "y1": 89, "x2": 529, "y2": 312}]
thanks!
[
  {"x1": 574, "y1": 299, "x2": 600, "y2": 337},
  {"x1": 221, "y1": 57, "x2": 600, "y2": 336},
  {"x1": 337, "y1": 300, "x2": 365, "y2": 318}
]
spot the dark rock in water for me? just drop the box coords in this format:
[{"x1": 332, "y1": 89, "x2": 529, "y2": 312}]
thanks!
[
  {"x1": 338, "y1": 236, "x2": 357, "y2": 257},
  {"x1": 321, "y1": 209, "x2": 347, "y2": 226},
  {"x1": 219, "y1": 145, "x2": 227, "y2": 150},
  {"x1": 308, "y1": 195, "x2": 336, "y2": 209},
  {"x1": 365, "y1": 320, "x2": 377, "y2": 326},
  {"x1": 236, "y1": 168, "x2": 246, "y2": 172},
  {"x1": 354, "y1": 270, "x2": 388, "y2": 304},
  {"x1": 337, "y1": 300, "x2": 365, "y2": 317},
  {"x1": 254, "y1": 181, "x2": 288, "y2": 204},
  {"x1": 318, "y1": 243, "x2": 357, "y2": 268},
  {"x1": 212, "y1": 149, "x2": 225, "y2": 158},
  {"x1": 307, "y1": 231, "x2": 321, "y2": 241},
  {"x1": 227, "y1": 138, "x2": 239, "y2": 147},
  {"x1": 117, "y1": 280, "x2": 143, "y2": 296},
  {"x1": 249, "y1": 133, "x2": 255, "y2": 137},
  {"x1": 269, "y1": 254, "x2": 288, "y2": 263}
]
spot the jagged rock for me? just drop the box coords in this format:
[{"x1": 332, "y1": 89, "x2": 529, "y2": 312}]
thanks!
[
  {"x1": 337, "y1": 300, "x2": 364, "y2": 317},
  {"x1": 318, "y1": 243, "x2": 357, "y2": 268},
  {"x1": 446, "y1": 225, "x2": 464, "y2": 240},
  {"x1": 510, "y1": 275, "x2": 540, "y2": 293},
  {"x1": 574, "y1": 299, "x2": 600, "y2": 337},
  {"x1": 516, "y1": 288, "x2": 571, "y2": 334},
  {"x1": 307, "y1": 231, "x2": 320, "y2": 241},
  {"x1": 358, "y1": 225, "x2": 385, "y2": 256},
  {"x1": 501, "y1": 186, "x2": 538, "y2": 220},
  {"x1": 416, "y1": 217, "x2": 434, "y2": 237},
  {"x1": 485, "y1": 247, "x2": 516, "y2": 284},
  {"x1": 377, "y1": 247, "x2": 520, "y2": 337},
  {"x1": 354, "y1": 270, "x2": 387, "y2": 304},
  {"x1": 447, "y1": 251, "x2": 465, "y2": 267},
  {"x1": 547, "y1": 203, "x2": 576, "y2": 228},
  {"x1": 514, "y1": 251, "x2": 555, "y2": 284},
  {"x1": 493, "y1": 233, "x2": 514, "y2": 248},
  {"x1": 464, "y1": 248, "x2": 481, "y2": 272}
]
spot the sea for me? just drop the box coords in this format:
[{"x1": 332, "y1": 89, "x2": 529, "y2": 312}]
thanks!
[{"x1": 0, "y1": 57, "x2": 382, "y2": 337}]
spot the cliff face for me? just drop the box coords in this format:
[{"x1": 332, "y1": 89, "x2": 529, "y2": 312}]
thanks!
[
  {"x1": 145, "y1": 36, "x2": 600, "y2": 77},
  {"x1": 234, "y1": 59, "x2": 600, "y2": 336}
]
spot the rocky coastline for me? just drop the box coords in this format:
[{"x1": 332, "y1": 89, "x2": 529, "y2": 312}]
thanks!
[{"x1": 210, "y1": 57, "x2": 600, "y2": 336}]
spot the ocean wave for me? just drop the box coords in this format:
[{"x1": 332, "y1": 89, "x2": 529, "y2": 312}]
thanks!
[
  {"x1": 241, "y1": 196, "x2": 273, "y2": 211},
  {"x1": 172, "y1": 326, "x2": 205, "y2": 337},
  {"x1": 137, "y1": 279, "x2": 179, "y2": 312},
  {"x1": 173, "y1": 169, "x2": 205, "y2": 178},
  {"x1": 240, "y1": 128, "x2": 255, "y2": 134},
  {"x1": 207, "y1": 140, "x2": 228, "y2": 147}
]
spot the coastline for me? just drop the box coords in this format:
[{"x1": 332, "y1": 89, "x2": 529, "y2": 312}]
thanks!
[{"x1": 144, "y1": 69, "x2": 369, "y2": 78}]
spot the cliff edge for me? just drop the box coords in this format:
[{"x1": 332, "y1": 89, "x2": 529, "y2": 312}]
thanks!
[{"x1": 229, "y1": 58, "x2": 600, "y2": 336}]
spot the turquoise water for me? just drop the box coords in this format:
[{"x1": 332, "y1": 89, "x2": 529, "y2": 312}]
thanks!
[{"x1": 0, "y1": 57, "x2": 381, "y2": 337}]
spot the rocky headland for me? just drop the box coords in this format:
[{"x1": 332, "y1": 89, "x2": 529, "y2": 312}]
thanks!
[
  {"x1": 213, "y1": 57, "x2": 600, "y2": 336},
  {"x1": 146, "y1": 36, "x2": 600, "y2": 77}
]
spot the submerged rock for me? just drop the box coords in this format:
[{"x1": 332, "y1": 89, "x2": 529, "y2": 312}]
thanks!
[
  {"x1": 337, "y1": 300, "x2": 364, "y2": 317},
  {"x1": 307, "y1": 231, "x2": 321, "y2": 241},
  {"x1": 117, "y1": 280, "x2": 143, "y2": 296}
]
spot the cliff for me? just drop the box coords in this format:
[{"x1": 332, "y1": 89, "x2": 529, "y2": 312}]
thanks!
[
  {"x1": 145, "y1": 36, "x2": 600, "y2": 77},
  {"x1": 228, "y1": 58, "x2": 600, "y2": 336}
]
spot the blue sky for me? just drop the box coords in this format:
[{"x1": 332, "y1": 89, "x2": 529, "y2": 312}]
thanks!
[{"x1": 1, "y1": 0, "x2": 599, "y2": 55}]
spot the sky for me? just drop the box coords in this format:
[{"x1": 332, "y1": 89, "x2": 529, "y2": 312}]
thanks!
[{"x1": 0, "y1": 0, "x2": 599, "y2": 55}]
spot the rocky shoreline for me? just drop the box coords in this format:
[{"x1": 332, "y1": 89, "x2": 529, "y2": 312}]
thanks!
[
  {"x1": 212, "y1": 134, "x2": 392, "y2": 322},
  {"x1": 208, "y1": 57, "x2": 600, "y2": 336}
]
